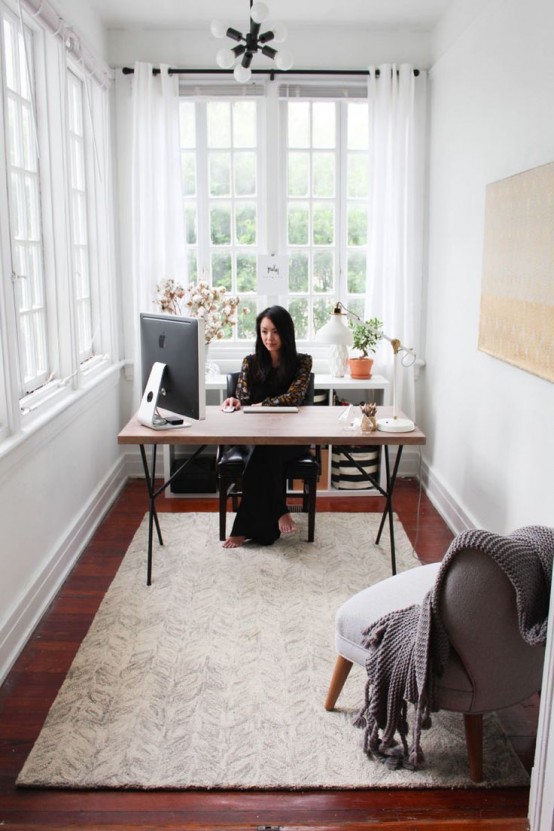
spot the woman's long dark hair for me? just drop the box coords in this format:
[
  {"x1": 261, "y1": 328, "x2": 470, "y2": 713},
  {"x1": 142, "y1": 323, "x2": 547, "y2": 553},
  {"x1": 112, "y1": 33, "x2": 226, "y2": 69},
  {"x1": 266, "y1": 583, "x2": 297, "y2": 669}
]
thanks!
[{"x1": 254, "y1": 306, "x2": 298, "y2": 386}]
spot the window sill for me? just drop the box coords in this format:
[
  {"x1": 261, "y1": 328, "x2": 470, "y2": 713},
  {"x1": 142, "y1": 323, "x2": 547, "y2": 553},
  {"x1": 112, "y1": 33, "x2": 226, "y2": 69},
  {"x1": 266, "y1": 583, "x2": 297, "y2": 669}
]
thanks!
[
  {"x1": 0, "y1": 361, "x2": 124, "y2": 484},
  {"x1": 19, "y1": 356, "x2": 115, "y2": 421}
]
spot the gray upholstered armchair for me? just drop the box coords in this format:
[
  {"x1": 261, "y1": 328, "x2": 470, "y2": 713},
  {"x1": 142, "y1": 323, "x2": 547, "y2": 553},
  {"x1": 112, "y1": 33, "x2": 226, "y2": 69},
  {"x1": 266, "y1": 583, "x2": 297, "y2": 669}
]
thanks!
[{"x1": 324, "y1": 526, "x2": 553, "y2": 782}]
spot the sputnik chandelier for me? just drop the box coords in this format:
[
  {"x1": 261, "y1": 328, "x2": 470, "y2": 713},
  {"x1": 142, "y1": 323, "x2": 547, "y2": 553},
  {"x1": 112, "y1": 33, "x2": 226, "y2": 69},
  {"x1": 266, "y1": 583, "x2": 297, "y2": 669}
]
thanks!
[{"x1": 211, "y1": 0, "x2": 294, "y2": 83}]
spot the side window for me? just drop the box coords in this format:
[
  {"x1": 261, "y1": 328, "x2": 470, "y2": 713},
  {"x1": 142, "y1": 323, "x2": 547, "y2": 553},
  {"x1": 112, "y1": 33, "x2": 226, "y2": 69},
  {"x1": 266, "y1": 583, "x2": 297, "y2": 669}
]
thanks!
[
  {"x1": 67, "y1": 69, "x2": 93, "y2": 364},
  {"x1": 1, "y1": 11, "x2": 50, "y2": 395},
  {"x1": 0, "y1": 1, "x2": 114, "y2": 436}
]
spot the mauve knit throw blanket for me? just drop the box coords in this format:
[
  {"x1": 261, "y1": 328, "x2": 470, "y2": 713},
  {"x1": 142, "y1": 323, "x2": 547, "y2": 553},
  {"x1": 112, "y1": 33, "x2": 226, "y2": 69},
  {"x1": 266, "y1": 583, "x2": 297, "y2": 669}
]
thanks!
[{"x1": 354, "y1": 525, "x2": 554, "y2": 770}]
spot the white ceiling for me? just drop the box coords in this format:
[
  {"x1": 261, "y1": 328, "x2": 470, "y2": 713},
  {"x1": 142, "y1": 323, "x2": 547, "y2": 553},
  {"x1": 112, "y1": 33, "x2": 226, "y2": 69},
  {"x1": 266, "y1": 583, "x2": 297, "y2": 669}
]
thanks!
[{"x1": 87, "y1": 0, "x2": 455, "y2": 32}]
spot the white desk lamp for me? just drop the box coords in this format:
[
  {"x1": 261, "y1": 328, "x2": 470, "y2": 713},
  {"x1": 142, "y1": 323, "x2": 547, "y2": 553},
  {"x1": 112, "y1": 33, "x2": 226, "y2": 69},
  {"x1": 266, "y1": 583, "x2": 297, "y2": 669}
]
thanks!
[
  {"x1": 315, "y1": 302, "x2": 353, "y2": 377},
  {"x1": 376, "y1": 334, "x2": 416, "y2": 433},
  {"x1": 317, "y1": 303, "x2": 417, "y2": 430}
]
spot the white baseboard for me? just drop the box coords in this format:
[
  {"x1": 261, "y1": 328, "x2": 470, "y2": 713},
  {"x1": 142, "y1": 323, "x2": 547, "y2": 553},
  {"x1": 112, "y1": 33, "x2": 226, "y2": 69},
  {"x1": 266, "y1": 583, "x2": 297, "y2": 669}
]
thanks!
[
  {"x1": 419, "y1": 456, "x2": 475, "y2": 535},
  {"x1": 0, "y1": 456, "x2": 128, "y2": 685},
  {"x1": 123, "y1": 445, "x2": 146, "y2": 478},
  {"x1": 396, "y1": 445, "x2": 423, "y2": 478}
]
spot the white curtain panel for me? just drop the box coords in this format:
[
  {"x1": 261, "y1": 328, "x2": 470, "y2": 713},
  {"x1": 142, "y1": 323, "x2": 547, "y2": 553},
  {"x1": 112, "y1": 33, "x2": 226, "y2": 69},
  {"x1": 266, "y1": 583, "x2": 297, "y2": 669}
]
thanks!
[
  {"x1": 366, "y1": 64, "x2": 426, "y2": 421},
  {"x1": 129, "y1": 62, "x2": 186, "y2": 404}
]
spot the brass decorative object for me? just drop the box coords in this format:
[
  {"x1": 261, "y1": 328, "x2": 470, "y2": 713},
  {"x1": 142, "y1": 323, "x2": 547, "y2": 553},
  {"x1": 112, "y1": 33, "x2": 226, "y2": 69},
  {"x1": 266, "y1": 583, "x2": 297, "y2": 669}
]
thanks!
[{"x1": 360, "y1": 401, "x2": 377, "y2": 433}]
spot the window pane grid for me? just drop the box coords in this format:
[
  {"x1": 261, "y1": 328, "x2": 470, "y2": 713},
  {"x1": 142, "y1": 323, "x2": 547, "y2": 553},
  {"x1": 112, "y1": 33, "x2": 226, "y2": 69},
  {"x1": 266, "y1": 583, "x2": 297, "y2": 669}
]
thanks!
[
  {"x1": 19, "y1": 308, "x2": 47, "y2": 386},
  {"x1": 286, "y1": 101, "x2": 339, "y2": 338},
  {"x1": 343, "y1": 102, "x2": 370, "y2": 318},
  {"x1": 284, "y1": 99, "x2": 369, "y2": 339},
  {"x1": 76, "y1": 297, "x2": 92, "y2": 355},
  {"x1": 67, "y1": 71, "x2": 93, "y2": 362},
  {"x1": 14, "y1": 242, "x2": 44, "y2": 309},
  {"x1": 0, "y1": 6, "x2": 113, "y2": 415},
  {"x1": 2, "y1": 11, "x2": 49, "y2": 393},
  {"x1": 179, "y1": 92, "x2": 369, "y2": 344},
  {"x1": 180, "y1": 101, "x2": 198, "y2": 283},
  {"x1": 180, "y1": 98, "x2": 260, "y2": 341}
]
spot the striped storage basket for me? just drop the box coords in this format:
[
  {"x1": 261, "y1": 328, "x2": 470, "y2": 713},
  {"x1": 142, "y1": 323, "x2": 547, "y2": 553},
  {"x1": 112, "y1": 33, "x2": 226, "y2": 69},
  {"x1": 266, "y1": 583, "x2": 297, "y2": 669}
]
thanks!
[{"x1": 331, "y1": 446, "x2": 380, "y2": 490}]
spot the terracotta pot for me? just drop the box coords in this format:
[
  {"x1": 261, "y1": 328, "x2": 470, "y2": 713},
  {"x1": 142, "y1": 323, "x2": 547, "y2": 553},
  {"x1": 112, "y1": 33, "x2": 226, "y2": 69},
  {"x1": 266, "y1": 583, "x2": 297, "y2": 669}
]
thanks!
[{"x1": 348, "y1": 357, "x2": 374, "y2": 379}]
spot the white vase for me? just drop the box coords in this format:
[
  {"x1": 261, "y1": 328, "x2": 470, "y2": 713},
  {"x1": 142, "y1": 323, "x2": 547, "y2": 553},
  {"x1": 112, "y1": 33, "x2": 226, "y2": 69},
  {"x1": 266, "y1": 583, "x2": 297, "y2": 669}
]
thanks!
[{"x1": 205, "y1": 343, "x2": 220, "y2": 378}]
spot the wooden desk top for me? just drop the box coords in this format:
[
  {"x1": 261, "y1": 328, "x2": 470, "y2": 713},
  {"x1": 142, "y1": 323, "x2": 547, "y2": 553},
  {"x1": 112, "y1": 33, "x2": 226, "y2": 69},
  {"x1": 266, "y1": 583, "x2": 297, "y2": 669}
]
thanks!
[{"x1": 118, "y1": 406, "x2": 426, "y2": 447}]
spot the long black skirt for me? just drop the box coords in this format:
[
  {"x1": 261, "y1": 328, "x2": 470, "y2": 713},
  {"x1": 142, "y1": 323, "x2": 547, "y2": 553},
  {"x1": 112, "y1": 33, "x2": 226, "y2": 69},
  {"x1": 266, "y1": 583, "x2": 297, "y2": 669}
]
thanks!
[{"x1": 230, "y1": 444, "x2": 308, "y2": 545}]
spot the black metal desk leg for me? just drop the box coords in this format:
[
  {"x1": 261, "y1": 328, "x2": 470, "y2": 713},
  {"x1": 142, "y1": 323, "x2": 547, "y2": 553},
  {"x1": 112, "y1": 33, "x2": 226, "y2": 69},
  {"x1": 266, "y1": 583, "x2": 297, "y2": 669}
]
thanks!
[
  {"x1": 375, "y1": 445, "x2": 404, "y2": 575},
  {"x1": 139, "y1": 444, "x2": 164, "y2": 586}
]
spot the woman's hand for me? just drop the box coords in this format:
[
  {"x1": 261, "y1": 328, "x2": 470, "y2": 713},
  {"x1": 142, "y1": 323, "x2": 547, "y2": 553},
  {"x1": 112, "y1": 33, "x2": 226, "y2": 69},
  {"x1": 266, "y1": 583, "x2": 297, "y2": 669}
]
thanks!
[{"x1": 222, "y1": 397, "x2": 241, "y2": 411}]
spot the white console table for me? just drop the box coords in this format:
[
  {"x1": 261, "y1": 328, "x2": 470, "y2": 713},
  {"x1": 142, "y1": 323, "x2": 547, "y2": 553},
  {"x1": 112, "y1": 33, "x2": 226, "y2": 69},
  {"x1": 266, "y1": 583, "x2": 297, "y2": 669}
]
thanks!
[{"x1": 205, "y1": 370, "x2": 389, "y2": 392}]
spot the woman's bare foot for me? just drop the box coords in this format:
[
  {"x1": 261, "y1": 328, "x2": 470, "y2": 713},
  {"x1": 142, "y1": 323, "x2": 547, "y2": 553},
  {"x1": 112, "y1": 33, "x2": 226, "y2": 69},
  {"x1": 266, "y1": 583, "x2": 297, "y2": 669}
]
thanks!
[
  {"x1": 279, "y1": 513, "x2": 297, "y2": 535},
  {"x1": 223, "y1": 535, "x2": 247, "y2": 549}
]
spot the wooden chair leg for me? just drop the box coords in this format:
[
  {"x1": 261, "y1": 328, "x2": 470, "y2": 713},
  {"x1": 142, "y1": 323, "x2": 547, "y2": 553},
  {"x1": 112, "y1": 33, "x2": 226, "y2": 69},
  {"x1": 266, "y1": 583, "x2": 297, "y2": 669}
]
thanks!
[
  {"x1": 463, "y1": 712, "x2": 484, "y2": 783},
  {"x1": 324, "y1": 655, "x2": 354, "y2": 711}
]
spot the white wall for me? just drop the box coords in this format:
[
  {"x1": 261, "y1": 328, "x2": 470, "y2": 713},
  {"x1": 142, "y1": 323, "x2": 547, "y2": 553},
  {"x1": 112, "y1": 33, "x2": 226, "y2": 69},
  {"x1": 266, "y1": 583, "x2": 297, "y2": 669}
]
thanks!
[
  {"x1": 421, "y1": 0, "x2": 554, "y2": 534},
  {"x1": 424, "y1": 6, "x2": 554, "y2": 825},
  {"x1": 52, "y1": 0, "x2": 108, "y2": 61},
  {"x1": 0, "y1": 369, "x2": 128, "y2": 683},
  {"x1": 107, "y1": 26, "x2": 432, "y2": 71}
]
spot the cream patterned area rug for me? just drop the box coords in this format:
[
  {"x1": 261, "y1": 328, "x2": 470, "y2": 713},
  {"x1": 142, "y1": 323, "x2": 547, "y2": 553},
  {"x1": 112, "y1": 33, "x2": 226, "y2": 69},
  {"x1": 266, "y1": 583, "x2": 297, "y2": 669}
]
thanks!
[{"x1": 18, "y1": 513, "x2": 529, "y2": 790}]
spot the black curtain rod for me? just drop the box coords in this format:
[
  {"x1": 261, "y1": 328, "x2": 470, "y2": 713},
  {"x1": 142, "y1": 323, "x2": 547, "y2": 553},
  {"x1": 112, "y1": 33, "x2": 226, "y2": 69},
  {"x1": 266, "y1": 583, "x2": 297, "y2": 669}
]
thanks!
[{"x1": 121, "y1": 66, "x2": 419, "y2": 78}]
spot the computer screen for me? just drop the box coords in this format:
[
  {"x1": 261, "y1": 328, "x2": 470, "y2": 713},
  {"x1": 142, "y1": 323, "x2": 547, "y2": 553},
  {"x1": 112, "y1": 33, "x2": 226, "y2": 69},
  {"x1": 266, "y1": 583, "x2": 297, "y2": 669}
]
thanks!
[{"x1": 138, "y1": 312, "x2": 206, "y2": 429}]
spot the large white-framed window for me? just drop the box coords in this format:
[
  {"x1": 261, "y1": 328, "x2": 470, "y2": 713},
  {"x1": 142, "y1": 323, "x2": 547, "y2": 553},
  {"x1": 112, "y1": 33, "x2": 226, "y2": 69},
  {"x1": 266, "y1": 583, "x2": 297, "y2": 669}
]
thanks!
[
  {"x1": 178, "y1": 81, "x2": 369, "y2": 346},
  {"x1": 2, "y1": 9, "x2": 50, "y2": 396},
  {"x1": 0, "y1": 0, "x2": 115, "y2": 437}
]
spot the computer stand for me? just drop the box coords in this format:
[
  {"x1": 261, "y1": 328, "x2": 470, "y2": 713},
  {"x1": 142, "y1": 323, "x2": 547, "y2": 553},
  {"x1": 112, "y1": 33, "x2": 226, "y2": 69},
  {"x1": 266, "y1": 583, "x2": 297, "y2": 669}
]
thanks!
[{"x1": 137, "y1": 361, "x2": 190, "y2": 431}]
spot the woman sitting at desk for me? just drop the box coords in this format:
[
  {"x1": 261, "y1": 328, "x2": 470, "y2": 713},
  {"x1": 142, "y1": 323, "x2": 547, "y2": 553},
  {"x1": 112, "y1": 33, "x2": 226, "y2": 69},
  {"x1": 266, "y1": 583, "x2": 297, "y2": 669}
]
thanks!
[{"x1": 221, "y1": 305, "x2": 312, "y2": 549}]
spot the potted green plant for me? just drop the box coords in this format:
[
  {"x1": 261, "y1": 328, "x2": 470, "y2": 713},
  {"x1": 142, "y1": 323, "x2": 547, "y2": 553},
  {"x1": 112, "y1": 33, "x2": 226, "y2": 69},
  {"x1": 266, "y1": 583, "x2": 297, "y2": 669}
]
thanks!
[{"x1": 348, "y1": 316, "x2": 383, "y2": 379}]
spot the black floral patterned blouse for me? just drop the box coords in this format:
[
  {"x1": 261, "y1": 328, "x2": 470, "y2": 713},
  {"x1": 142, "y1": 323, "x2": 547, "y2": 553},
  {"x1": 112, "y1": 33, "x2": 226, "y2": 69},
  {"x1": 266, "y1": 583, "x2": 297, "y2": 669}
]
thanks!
[{"x1": 235, "y1": 353, "x2": 312, "y2": 407}]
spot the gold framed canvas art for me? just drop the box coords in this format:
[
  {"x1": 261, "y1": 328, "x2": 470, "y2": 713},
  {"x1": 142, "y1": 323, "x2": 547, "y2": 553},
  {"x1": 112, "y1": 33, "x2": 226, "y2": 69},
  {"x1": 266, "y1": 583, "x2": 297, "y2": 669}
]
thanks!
[{"x1": 479, "y1": 161, "x2": 554, "y2": 382}]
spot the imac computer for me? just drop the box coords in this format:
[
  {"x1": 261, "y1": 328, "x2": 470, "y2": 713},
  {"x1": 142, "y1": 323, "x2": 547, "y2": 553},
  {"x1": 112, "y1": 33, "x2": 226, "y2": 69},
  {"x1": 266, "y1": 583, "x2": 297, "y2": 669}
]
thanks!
[{"x1": 138, "y1": 312, "x2": 206, "y2": 430}]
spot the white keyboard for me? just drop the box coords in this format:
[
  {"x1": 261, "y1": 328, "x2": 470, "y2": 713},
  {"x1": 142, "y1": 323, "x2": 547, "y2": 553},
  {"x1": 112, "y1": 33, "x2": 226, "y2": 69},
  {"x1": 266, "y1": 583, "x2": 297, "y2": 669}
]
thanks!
[{"x1": 242, "y1": 406, "x2": 299, "y2": 413}]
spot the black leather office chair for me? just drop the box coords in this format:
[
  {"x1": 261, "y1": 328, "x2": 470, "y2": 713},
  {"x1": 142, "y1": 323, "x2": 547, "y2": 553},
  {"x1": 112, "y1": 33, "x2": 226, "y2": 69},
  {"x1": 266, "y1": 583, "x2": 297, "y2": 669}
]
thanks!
[{"x1": 217, "y1": 372, "x2": 320, "y2": 543}]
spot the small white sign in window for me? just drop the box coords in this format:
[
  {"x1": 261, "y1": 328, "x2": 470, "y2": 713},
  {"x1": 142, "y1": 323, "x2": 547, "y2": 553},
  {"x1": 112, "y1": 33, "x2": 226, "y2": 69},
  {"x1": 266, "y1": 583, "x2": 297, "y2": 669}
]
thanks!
[{"x1": 257, "y1": 254, "x2": 289, "y2": 295}]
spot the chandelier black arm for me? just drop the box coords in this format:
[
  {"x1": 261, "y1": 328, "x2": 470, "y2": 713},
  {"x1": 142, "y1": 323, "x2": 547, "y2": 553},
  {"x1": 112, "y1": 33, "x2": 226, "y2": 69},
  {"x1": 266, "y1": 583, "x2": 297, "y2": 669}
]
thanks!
[
  {"x1": 226, "y1": 28, "x2": 244, "y2": 42},
  {"x1": 258, "y1": 30, "x2": 275, "y2": 44}
]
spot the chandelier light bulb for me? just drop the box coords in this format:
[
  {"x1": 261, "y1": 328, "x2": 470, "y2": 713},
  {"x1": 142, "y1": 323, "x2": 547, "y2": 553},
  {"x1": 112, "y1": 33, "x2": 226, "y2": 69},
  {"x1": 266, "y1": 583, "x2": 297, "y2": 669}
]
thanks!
[
  {"x1": 210, "y1": 19, "x2": 228, "y2": 38},
  {"x1": 270, "y1": 22, "x2": 287, "y2": 43},
  {"x1": 275, "y1": 47, "x2": 294, "y2": 71},
  {"x1": 216, "y1": 48, "x2": 236, "y2": 69},
  {"x1": 234, "y1": 64, "x2": 252, "y2": 83},
  {"x1": 250, "y1": 1, "x2": 269, "y2": 24}
]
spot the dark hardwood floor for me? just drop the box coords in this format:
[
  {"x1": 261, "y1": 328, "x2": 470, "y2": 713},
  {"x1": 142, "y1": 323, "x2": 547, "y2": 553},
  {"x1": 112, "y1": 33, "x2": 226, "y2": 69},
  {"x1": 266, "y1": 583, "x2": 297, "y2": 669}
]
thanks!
[{"x1": 0, "y1": 478, "x2": 536, "y2": 830}]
